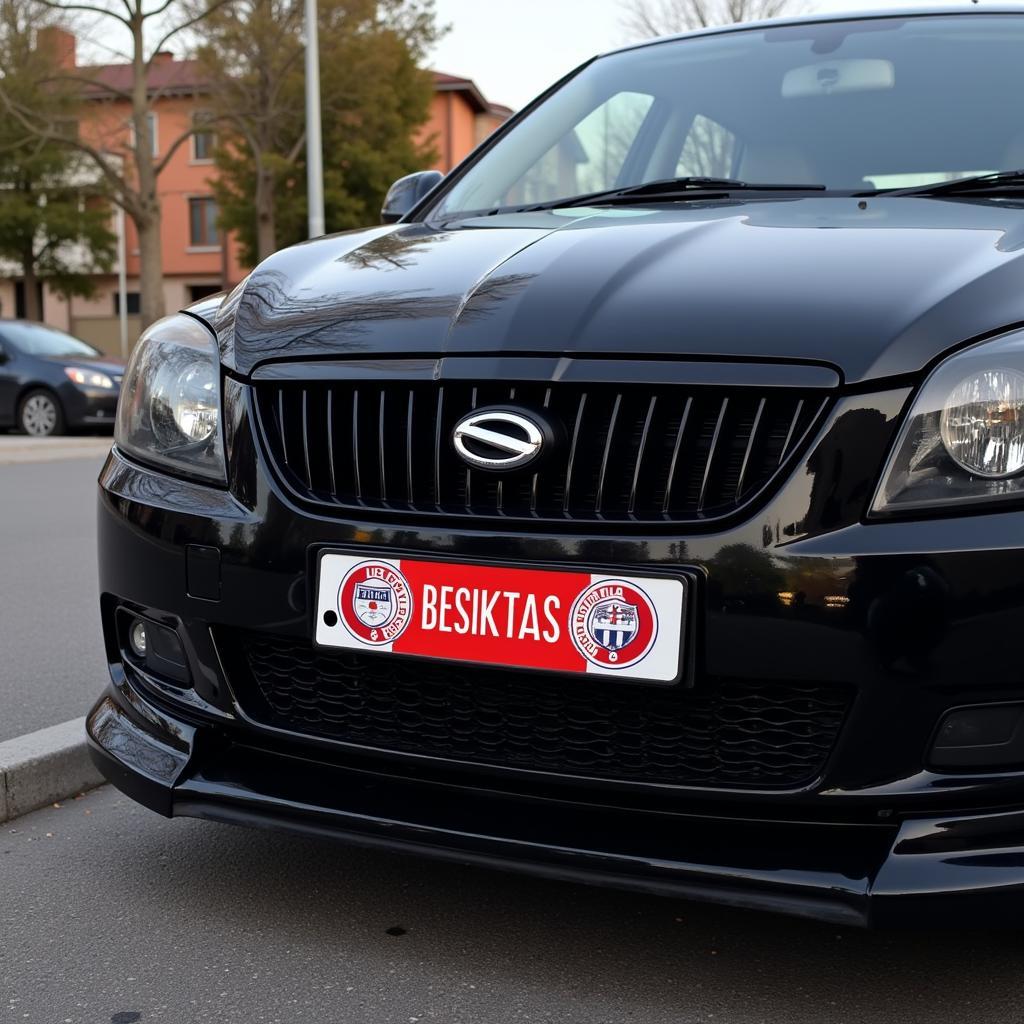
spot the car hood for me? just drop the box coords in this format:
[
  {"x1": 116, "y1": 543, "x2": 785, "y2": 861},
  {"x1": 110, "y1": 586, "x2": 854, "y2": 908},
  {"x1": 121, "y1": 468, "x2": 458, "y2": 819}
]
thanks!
[{"x1": 220, "y1": 196, "x2": 1024, "y2": 384}]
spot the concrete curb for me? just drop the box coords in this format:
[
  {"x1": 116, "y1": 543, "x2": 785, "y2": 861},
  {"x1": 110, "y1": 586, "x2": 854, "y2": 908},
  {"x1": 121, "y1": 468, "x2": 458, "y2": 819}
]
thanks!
[{"x1": 0, "y1": 718, "x2": 104, "y2": 823}]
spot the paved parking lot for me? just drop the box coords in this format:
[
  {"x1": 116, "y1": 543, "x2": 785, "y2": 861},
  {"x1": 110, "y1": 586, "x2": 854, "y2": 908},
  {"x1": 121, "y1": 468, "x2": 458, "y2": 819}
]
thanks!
[
  {"x1": 4, "y1": 436, "x2": 1023, "y2": 1024},
  {"x1": 3, "y1": 785, "x2": 1022, "y2": 1023},
  {"x1": 0, "y1": 436, "x2": 111, "y2": 740}
]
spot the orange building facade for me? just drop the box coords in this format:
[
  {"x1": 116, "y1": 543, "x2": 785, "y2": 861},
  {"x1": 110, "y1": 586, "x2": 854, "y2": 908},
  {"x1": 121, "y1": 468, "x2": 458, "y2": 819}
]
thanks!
[
  {"x1": 419, "y1": 74, "x2": 514, "y2": 173},
  {"x1": 0, "y1": 30, "x2": 510, "y2": 354}
]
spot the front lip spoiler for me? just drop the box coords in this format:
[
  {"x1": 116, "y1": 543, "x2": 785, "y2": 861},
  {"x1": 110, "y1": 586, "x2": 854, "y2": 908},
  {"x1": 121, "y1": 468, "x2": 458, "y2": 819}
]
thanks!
[
  {"x1": 86, "y1": 688, "x2": 872, "y2": 927},
  {"x1": 178, "y1": 796, "x2": 867, "y2": 927},
  {"x1": 85, "y1": 680, "x2": 1024, "y2": 929}
]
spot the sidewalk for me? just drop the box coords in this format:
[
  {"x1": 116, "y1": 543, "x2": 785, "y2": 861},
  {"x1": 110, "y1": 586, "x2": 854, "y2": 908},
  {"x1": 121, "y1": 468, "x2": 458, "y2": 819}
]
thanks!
[
  {"x1": 0, "y1": 451, "x2": 109, "y2": 741},
  {"x1": 0, "y1": 434, "x2": 112, "y2": 464}
]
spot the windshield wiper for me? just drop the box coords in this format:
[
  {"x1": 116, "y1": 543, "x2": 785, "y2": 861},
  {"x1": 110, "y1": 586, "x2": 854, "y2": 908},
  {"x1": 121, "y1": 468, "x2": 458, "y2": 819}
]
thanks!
[
  {"x1": 519, "y1": 176, "x2": 827, "y2": 213},
  {"x1": 868, "y1": 169, "x2": 1024, "y2": 199}
]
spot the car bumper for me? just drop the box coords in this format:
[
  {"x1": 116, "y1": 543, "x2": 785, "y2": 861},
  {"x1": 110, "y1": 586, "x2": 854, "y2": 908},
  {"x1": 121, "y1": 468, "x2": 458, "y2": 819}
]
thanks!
[
  {"x1": 86, "y1": 674, "x2": 1024, "y2": 929},
  {"x1": 90, "y1": 384, "x2": 1024, "y2": 927},
  {"x1": 60, "y1": 383, "x2": 119, "y2": 428}
]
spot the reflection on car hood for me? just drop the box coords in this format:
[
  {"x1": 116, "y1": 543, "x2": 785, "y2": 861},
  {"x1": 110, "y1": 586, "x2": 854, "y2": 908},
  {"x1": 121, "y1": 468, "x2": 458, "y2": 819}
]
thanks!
[{"x1": 222, "y1": 196, "x2": 1024, "y2": 384}]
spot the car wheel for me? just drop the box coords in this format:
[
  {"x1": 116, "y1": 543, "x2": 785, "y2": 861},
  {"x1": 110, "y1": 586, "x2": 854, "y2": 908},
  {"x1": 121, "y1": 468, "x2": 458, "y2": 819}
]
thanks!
[{"x1": 19, "y1": 389, "x2": 65, "y2": 437}]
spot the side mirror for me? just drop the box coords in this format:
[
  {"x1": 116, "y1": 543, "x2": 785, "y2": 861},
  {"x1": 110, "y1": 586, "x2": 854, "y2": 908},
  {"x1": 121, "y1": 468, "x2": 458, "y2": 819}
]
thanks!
[
  {"x1": 0, "y1": 347, "x2": 8, "y2": 365},
  {"x1": 381, "y1": 170, "x2": 444, "y2": 224}
]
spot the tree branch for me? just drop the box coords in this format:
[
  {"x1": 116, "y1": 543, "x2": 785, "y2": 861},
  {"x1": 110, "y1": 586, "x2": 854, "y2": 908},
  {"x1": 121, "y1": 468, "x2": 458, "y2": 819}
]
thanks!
[
  {"x1": 284, "y1": 129, "x2": 306, "y2": 165},
  {"x1": 34, "y1": 0, "x2": 130, "y2": 26},
  {"x1": 620, "y1": 0, "x2": 797, "y2": 37},
  {"x1": 153, "y1": 124, "x2": 199, "y2": 175},
  {"x1": 146, "y1": 0, "x2": 237, "y2": 62},
  {"x1": 0, "y1": 90, "x2": 142, "y2": 219}
]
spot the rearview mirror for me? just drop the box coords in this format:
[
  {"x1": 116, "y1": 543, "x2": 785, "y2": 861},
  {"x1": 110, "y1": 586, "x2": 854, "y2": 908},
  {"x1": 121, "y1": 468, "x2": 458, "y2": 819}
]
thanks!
[
  {"x1": 381, "y1": 170, "x2": 444, "y2": 224},
  {"x1": 783, "y1": 59, "x2": 895, "y2": 99}
]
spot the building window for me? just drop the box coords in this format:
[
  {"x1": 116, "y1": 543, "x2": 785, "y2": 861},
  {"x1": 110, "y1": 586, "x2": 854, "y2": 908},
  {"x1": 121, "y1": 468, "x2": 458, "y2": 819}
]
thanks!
[
  {"x1": 188, "y1": 197, "x2": 219, "y2": 247},
  {"x1": 15, "y1": 281, "x2": 44, "y2": 320},
  {"x1": 192, "y1": 112, "x2": 215, "y2": 162},
  {"x1": 113, "y1": 292, "x2": 141, "y2": 315},
  {"x1": 188, "y1": 284, "x2": 221, "y2": 303}
]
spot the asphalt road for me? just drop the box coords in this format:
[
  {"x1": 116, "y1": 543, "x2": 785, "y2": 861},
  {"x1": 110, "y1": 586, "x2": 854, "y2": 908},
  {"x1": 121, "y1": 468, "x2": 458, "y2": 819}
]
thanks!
[
  {"x1": 2, "y1": 438, "x2": 1023, "y2": 1023},
  {"x1": 0, "y1": 437, "x2": 111, "y2": 740},
  {"x1": 3, "y1": 786, "x2": 1023, "y2": 1023}
]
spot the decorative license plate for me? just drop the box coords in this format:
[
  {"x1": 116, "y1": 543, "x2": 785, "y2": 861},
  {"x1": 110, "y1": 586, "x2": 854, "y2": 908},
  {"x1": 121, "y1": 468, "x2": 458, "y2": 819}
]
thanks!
[{"x1": 315, "y1": 553, "x2": 687, "y2": 683}]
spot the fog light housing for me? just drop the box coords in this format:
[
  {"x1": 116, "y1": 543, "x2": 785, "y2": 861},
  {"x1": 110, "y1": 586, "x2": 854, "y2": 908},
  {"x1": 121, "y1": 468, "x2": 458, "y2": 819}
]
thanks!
[
  {"x1": 118, "y1": 610, "x2": 191, "y2": 687},
  {"x1": 129, "y1": 619, "x2": 148, "y2": 657},
  {"x1": 930, "y1": 704, "x2": 1024, "y2": 769}
]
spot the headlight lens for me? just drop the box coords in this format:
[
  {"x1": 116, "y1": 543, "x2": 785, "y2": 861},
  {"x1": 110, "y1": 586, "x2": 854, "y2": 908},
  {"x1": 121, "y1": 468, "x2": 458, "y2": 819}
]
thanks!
[
  {"x1": 873, "y1": 330, "x2": 1024, "y2": 514},
  {"x1": 115, "y1": 314, "x2": 226, "y2": 483},
  {"x1": 64, "y1": 366, "x2": 115, "y2": 389},
  {"x1": 939, "y1": 369, "x2": 1024, "y2": 478}
]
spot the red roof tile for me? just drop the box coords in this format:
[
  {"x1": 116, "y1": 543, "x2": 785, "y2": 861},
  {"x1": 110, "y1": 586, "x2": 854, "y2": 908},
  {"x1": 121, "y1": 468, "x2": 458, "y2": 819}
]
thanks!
[
  {"x1": 82, "y1": 57, "x2": 209, "y2": 98},
  {"x1": 78, "y1": 59, "x2": 508, "y2": 114}
]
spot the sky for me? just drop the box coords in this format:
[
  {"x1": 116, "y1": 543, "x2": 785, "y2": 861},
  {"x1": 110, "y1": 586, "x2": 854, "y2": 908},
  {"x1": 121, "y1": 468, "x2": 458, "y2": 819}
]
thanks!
[{"x1": 429, "y1": 0, "x2": 975, "y2": 109}]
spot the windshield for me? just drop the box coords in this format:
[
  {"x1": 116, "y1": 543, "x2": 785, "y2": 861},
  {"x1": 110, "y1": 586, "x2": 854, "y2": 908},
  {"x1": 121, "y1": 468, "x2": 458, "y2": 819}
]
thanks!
[
  {"x1": 2, "y1": 322, "x2": 101, "y2": 359},
  {"x1": 433, "y1": 14, "x2": 1024, "y2": 218}
]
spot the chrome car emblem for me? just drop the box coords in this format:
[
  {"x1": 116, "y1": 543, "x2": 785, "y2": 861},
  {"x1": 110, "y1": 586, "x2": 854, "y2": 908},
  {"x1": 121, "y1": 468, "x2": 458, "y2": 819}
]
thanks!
[{"x1": 453, "y1": 409, "x2": 545, "y2": 471}]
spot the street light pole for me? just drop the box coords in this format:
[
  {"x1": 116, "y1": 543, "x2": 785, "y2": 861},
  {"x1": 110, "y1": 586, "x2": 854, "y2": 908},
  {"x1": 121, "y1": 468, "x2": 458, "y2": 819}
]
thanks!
[
  {"x1": 116, "y1": 204, "x2": 128, "y2": 358},
  {"x1": 304, "y1": 0, "x2": 325, "y2": 239}
]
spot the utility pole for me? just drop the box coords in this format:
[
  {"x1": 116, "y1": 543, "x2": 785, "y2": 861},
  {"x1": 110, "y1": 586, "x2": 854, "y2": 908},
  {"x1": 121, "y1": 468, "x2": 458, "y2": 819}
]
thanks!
[
  {"x1": 116, "y1": 204, "x2": 128, "y2": 358},
  {"x1": 304, "y1": 0, "x2": 325, "y2": 239}
]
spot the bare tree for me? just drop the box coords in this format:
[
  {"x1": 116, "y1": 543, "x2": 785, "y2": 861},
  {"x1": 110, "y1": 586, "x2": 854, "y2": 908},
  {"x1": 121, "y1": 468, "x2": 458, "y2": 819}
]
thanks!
[
  {"x1": 0, "y1": 0, "x2": 232, "y2": 329},
  {"x1": 622, "y1": 0, "x2": 795, "y2": 38},
  {"x1": 190, "y1": 0, "x2": 305, "y2": 264},
  {"x1": 194, "y1": 0, "x2": 443, "y2": 266}
]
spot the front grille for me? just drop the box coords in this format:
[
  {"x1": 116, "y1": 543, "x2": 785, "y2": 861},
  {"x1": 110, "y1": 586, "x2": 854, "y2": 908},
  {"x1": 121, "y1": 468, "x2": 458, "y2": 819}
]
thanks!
[
  {"x1": 253, "y1": 375, "x2": 828, "y2": 524},
  {"x1": 229, "y1": 634, "x2": 850, "y2": 789}
]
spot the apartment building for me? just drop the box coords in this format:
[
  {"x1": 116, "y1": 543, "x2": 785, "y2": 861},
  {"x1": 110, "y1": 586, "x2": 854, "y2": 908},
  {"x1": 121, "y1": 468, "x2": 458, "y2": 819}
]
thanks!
[{"x1": 0, "y1": 28, "x2": 510, "y2": 353}]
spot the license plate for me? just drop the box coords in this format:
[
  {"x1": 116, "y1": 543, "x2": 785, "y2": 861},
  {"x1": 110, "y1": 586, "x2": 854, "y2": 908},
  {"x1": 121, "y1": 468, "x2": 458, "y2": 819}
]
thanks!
[{"x1": 315, "y1": 553, "x2": 687, "y2": 683}]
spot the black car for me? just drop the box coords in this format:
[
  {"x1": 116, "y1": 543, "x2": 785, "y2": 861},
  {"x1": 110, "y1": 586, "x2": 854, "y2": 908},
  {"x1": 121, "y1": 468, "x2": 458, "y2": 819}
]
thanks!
[
  {"x1": 88, "y1": 5, "x2": 1024, "y2": 927},
  {"x1": 0, "y1": 321, "x2": 123, "y2": 435}
]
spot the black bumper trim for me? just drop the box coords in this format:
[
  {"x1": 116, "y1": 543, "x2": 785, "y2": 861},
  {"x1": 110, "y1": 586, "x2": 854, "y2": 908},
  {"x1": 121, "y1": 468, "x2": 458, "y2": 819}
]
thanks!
[
  {"x1": 86, "y1": 674, "x2": 1024, "y2": 929},
  {"x1": 177, "y1": 796, "x2": 867, "y2": 927},
  {"x1": 87, "y1": 681, "x2": 886, "y2": 925}
]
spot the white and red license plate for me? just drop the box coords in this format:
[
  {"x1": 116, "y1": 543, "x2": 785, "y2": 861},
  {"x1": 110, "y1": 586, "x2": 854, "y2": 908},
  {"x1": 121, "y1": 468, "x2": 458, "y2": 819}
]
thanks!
[{"x1": 315, "y1": 553, "x2": 687, "y2": 683}]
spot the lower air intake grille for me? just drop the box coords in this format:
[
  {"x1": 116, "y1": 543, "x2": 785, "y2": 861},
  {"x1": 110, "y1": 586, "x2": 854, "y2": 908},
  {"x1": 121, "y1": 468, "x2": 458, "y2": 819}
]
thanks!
[
  {"x1": 228, "y1": 633, "x2": 850, "y2": 789},
  {"x1": 253, "y1": 376, "x2": 828, "y2": 525}
]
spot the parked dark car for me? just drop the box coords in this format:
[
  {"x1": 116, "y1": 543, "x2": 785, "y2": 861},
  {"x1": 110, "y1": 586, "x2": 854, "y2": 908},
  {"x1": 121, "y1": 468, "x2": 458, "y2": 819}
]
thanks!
[
  {"x1": 0, "y1": 321, "x2": 122, "y2": 435},
  {"x1": 89, "y1": 5, "x2": 1024, "y2": 927}
]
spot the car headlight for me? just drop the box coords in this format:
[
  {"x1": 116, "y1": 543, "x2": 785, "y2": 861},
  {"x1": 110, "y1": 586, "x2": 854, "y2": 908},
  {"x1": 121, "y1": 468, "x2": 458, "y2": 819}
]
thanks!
[
  {"x1": 64, "y1": 367, "x2": 115, "y2": 390},
  {"x1": 115, "y1": 313, "x2": 225, "y2": 483},
  {"x1": 872, "y1": 329, "x2": 1024, "y2": 514}
]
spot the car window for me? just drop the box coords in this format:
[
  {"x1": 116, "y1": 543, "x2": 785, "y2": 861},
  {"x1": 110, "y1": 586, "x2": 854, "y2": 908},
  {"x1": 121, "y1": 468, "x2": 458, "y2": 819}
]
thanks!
[
  {"x1": 676, "y1": 114, "x2": 739, "y2": 179},
  {"x1": 504, "y1": 90, "x2": 655, "y2": 207},
  {"x1": 433, "y1": 14, "x2": 1024, "y2": 217},
  {"x1": 0, "y1": 322, "x2": 101, "y2": 358}
]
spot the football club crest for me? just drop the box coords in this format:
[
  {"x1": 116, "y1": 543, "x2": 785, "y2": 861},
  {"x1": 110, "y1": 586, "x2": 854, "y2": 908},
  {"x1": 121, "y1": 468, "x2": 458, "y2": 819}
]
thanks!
[
  {"x1": 353, "y1": 582, "x2": 396, "y2": 628},
  {"x1": 588, "y1": 598, "x2": 640, "y2": 652},
  {"x1": 569, "y1": 579, "x2": 658, "y2": 670},
  {"x1": 337, "y1": 560, "x2": 413, "y2": 646}
]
